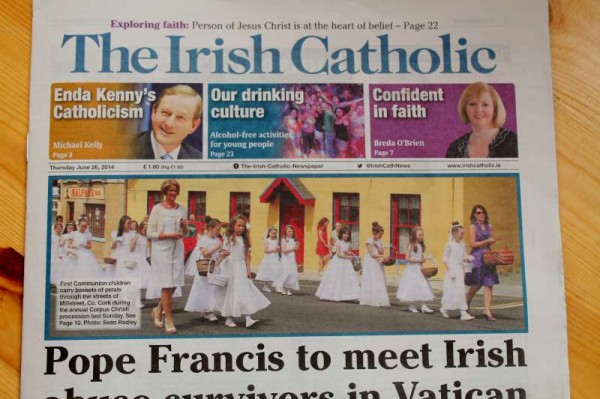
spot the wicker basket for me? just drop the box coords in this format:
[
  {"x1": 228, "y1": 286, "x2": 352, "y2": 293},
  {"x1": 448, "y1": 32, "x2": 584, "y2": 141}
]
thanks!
[
  {"x1": 196, "y1": 258, "x2": 210, "y2": 276},
  {"x1": 421, "y1": 267, "x2": 438, "y2": 278},
  {"x1": 483, "y1": 249, "x2": 514, "y2": 266},
  {"x1": 103, "y1": 246, "x2": 117, "y2": 265},
  {"x1": 381, "y1": 257, "x2": 395, "y2": 266},
  {"x1": 206, "y1": 255, "x2": 228, "y2": 286},
  {"x1": 207, "y1": 269, "x2": 228, "y2": 287},
  {"x1": 421, "y1": 254, "x2": 439, "y2": 278}
]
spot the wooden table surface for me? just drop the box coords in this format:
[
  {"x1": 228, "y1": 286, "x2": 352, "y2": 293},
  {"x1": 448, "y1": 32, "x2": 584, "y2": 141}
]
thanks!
[{"x1": 1, "y1": 1, "x2": 598, "y2": 397}]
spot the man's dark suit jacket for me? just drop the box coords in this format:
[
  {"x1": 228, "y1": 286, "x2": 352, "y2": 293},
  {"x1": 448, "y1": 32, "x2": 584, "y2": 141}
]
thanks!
[{"x1": 133, "y1": 131, "x2": 202, "y2": 159}]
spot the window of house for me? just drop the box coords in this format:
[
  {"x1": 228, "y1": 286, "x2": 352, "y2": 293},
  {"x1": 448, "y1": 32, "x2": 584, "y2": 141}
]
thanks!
[
  {"x1": 188, "y1": 191, "x2": 207, "y2": 220},
  {"x1": 391, "y1": 194, "x2": 421, "y2": 259},
  {"x1": 230, "y1": 192, "x2": 250, "y2": 220},
  {"x1": 147, "y1": 191, "x2": 163, "y2": 215},
  {"x1": 332, "y1": 193, "x2": 360, "y2": 252},
  {"x1": 84, "y1": 203, "x2": 105, "y2": 239}
]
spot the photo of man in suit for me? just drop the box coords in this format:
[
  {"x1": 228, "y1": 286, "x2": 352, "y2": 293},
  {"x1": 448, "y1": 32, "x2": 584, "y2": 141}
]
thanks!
[{"x1": 134, "y1": 84, "x2": 203, "y2": 159}]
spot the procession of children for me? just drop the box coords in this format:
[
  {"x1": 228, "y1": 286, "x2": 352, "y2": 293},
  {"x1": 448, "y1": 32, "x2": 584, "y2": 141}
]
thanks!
[{"x1": 51, "y1": 198, "x2": 505, "y2": 333}]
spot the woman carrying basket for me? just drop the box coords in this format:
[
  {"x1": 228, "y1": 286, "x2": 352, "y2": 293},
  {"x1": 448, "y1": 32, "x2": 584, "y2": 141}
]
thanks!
[{"x1": 465, "y1": 204, "x2": 498, "y2": 321}]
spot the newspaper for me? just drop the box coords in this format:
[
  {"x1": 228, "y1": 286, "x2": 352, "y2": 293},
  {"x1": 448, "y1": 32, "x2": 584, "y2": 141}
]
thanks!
[{"x1": 22, "y1": 1, "x2": 570, "y2": 398}]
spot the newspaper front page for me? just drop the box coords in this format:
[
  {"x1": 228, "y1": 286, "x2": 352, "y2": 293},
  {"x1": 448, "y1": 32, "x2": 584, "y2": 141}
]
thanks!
[{"x1": 23, "y1": 1, "x2": 570, "y2": 398}]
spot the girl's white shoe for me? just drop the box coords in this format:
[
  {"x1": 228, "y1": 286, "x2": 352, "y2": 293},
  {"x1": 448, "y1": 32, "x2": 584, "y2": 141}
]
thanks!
[
  {"x1": 225, "y1": 318, "x2": 237, "y2": 328},
  {"x1": 203, "y1": 313, "x2": 218, "y2": 322},
  {"x1": 245, "y1": 318, "x2": 259, "y2": 328},
  {"x1": 421, "y1": 304, "x2": 434, "y2": 314},
  {"x1": 460, "y1": 312, "x2": 475, "y2": 321}
]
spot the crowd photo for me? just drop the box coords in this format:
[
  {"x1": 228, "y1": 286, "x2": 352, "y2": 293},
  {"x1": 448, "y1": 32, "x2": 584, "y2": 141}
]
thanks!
[{"x1": 280, "y1": 84, "x2": 365, "y2": 159}]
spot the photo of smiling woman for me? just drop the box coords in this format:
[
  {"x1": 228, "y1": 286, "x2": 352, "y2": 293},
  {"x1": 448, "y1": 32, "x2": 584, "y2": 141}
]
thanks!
[
  {"x1": 147, "y1": 179, "x2": 188, "y2": 334},
  {"x1": 446, "y1": 82, "x2": 518, "y2": 158}
]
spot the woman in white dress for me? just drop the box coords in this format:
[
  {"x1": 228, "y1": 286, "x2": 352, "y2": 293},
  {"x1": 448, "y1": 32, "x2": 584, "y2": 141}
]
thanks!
[
  {"x1": 214, "y1": 214, "x2": 270, "y2": 328},
  {"x1": 254, "y1": 227, "x2": 281, "y2": 292},
  {"x1": 68, "y1": 219, "x2": 101, "y2": 279},
  {"x1": 395, "y1": 227, "x2": 435, "y2": 313},
  {"x1": 439, "y1": 223, "x2": 475, "y2": 320},
  {"x1": 359, "y1": 222, "x2": 391, "y2": 307},
  {"x1": 144, "y1": 216, "x2": 183, "y2": 301},
  {"x1": 184, "y1": 216, "x2": 223, "y2": 322},
  {"x1": 274, "y1": 225, "x2": 300, "y2": 295},
  {"x1": 147, "y1": 179, "x2": 188, "y2": 334},
  {"x1": 315, "y1": 226, "x2": 360, "y2": 302},
  {"x1": 132, "y1": 222, "x2": 181, "y2": 303}
]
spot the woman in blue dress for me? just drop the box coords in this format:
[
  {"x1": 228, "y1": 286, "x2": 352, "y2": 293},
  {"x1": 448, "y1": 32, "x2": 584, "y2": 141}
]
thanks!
[{"x1": 465, "y1": 204, "x2": 499, "y2": 321}]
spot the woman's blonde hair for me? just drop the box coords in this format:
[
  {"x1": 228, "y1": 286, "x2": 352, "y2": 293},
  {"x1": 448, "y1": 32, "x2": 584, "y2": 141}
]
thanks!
[
  {"x1": 457, "y1": 82, "x2": 506, "y2": 127},
  {"x1": 160, "y1": 179, "x2": 180, "y2": 195}
]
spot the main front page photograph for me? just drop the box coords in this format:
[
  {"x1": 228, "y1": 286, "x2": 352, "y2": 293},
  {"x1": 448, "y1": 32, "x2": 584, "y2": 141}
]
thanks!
[{"x1": 47, "y1": 174, "x2": 524, "y2": 338}]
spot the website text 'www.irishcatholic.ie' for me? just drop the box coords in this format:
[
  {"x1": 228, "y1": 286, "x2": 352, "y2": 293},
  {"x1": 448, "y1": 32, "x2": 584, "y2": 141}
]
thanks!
[{"x1": 447, "y1": 162, "x2": 501, "y2": 168}]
